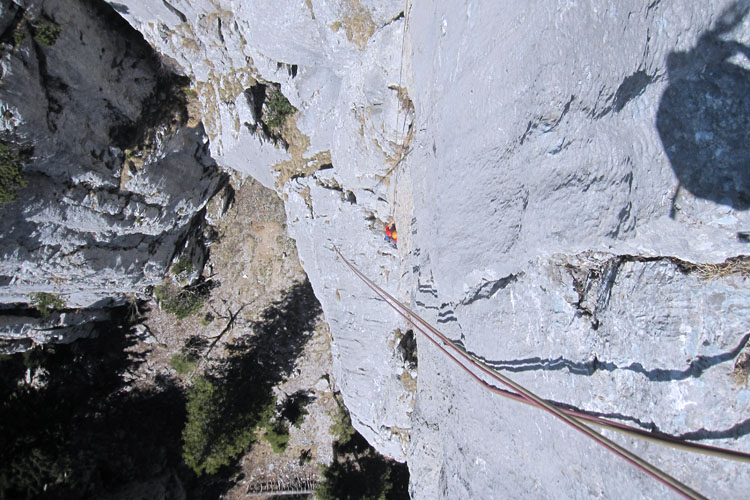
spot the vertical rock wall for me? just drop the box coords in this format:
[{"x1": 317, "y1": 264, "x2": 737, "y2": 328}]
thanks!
[
  {"x1": 109, "y1": 0, "x2": 415, "y2": 459},
  {"x1": 0, "y1": 0, "x2": 224, "y2": 348},
  {"x1": 15, "y1": 0, "x2": 749, "y2": 496},
  {"x1": 406, "y1": 1, "x2": 750, "y2": 498}
]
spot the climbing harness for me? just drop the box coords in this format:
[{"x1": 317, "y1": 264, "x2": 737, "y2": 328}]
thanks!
[{"x1": 332, "y1": 246, "x2": 750, "y2": 499}]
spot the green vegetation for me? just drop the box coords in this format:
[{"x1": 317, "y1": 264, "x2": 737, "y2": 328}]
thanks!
[
  {"x1": 33, "y1": 22, "x2": 61, "y2": 47},
  {"x1": 181, "y1": 378, "x2": 238, "y2": 474},
  {"x1": 181, "y1": 281, "x2": 321, "y2": 475},
  {"x1": 0, "y1": 321, "x2": 187, "y2": 500},
  {"x1": 30, "y1": 292, "x2": 65, "y2": 317},
  {"x1": 182, "y1": 375, "x2": 268, "y2": 475},
  {"x1": 280, "y1": 391, "x2": 312, "y2": 428},
  {"x1": 12, "y1": 29, "x2": 25, "y2": 46},
  {"x1": 182, "y1": 378, "x2": 295, "y2": 471},
  {"x1": 171, "y1": 256, "x2": 194, "y2": 276},
  {"x1": 260, "y1": 392, "x2": 314, "y2": 454},
  {"x1": 299, "y1": 449, "x2": 313, "y2": 464},
  {"x1": 170, "y1": 336, "x2": 207, "y2": 375},
  {"x1": 0, "y1": 142, "x2": 27, "y2": 205},
  {"x1": 170, "y1": 352, "x2": 197, "y2": 376},
  {"x1": 0, "y1": 281, "x2": 321, "y2": 497},
  {"x1": 329, "y1": 404, "x2": 356, "y2": 444},
  {"x1": 183, "y1": 87, "x2": 198, "y2": 99},
  {"x1": 262, "y1": 417, "x2": 290, "y2": 453},
  {"x1": 154, "y1": 282, "x2": 204, "y2": 319},
  {"x1": 264, "y1": 88, "x2": 296, "y2": 129},
  {"x1": 316, "y1": 457, "x2": 405, "y2": 500},
  {"x1": 314, "y1": 405, "x2": 409, "y2": 500}
]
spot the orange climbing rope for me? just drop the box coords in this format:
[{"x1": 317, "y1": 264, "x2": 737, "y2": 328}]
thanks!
[{"x1": 332, "y1": 246, "x2": 749, "y2": 499}]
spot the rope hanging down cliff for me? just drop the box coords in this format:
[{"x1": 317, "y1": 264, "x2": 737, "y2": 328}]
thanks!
[{"x1": 332, "y1": 246, "x2": 750, "y2": 499}]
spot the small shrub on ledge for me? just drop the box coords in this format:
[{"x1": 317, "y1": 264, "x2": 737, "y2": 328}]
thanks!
[
  {"x1": 0, "y1": 142, "x2": 27, "y2": 205},
  {"x1": 263, "y1": 88, "x2": 296, "y2": 130},
  {"x1": 33, "y1": 22, "x2": 61, "y2": 47},
  {"x1": 153, "y1": 283, "x2": 204, "y2": 319},
  {"x1": 30, "y1": 292, "x2": 65, "y2": 317}
]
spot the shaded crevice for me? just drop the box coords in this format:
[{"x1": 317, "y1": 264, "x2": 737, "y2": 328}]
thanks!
[
  {"x1": 30, "y1": 31, "x2": 64, "y2": 132},
  {"x1": 242, "y1": 83, "x2": 289, "y2": 150},
  {"x1": 397, "y1": 329, "x2": 417, "y2": 370},
  {"x1": 463, "y1": 332, "x2": 750, "y2": 382},
  {"x1": 583, "y1": 86, "x2": 615, "y2": 119},
  {"x1": 519, "y1": 95, "x2": 574, "y2": 145},
  {"x1": 461, "y1": 273, "x2": 520, "y2": 306},
  {"x1": 276, "y1": 62, "x2": 298, "y2": 78},
  {"x1": 548, "y1": 398, "x2": 660, "y2": 432},
  {"x1": 566, "y1": 253, "x2": 740, "y2": 328},
  {"x1": 161, "y1": 0, "x2": 187, "y2": 23},
  {"x1": 647, "y1": 0, "x2": 664, "y2": 14},
  {"x1": 676, "y1": 417, "x2": 750, "y2": 441},
  {"x1": 0, "y1": 2, "x2": 25, "y2": 45},
  {"x1": 436, "y1": 305, "x2": 458, "y2": 324},
  {"x1": 216, "y1": 16, "x2": 224, "y2": 44},
  {"x1": 613, "y1": 70, "x2": 655, "y2": 112},
  {"x1": 417, "y1": 281, "x2": 438, "y2": 298},
  {"x1": 413, "y1": 300, "x2": 438, "y2": 311},
  {"x1": 384, "y1": 11, "x2": 405, "y2": 27}
]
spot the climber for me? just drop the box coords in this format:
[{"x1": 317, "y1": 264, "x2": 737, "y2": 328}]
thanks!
[{"x1": 384, "y1": 222, "x2": 398, "y2": 248}]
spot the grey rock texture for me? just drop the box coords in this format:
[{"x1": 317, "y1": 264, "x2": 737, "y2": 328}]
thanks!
[
  {"x1": 110, "y1": 0, "x2": 416, "y2": 459},
  {"x1": 408, "y1": 253, "x2": 750, "y2": 499},
  {"x1": 406, "y1": 0, "x2": 750, "y2": 498},
  {"x1": 18, "y1": 0, "x2": 750, "y2": 497},
  {"x1": 0, "y1": 0, "x2": 223, "y2": 348}
]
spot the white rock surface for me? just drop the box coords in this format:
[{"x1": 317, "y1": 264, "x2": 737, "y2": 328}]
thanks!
[
  {"x1": 406, "y1": 1, "x2": 750, "y2": 498},
  {"x1": 0, "y1": 0, "x2": 223, "y2": 347},
  {"x1": 109, "y1": 0, "x2": 415, "y2": 459},
  {"x1": 25, "y1": 0, "x2": 750, "y2": 496}
]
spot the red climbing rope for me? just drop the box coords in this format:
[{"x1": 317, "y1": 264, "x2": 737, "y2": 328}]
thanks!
[{"x1": 332, "y1": 246, "x2": 748, "y2": 499}]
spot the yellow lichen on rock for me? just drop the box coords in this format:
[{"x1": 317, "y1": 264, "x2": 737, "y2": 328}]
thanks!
[
  {"x1": 272, "y1": 115, "x2": 332, "y2": 189},
  {"x1": 335, "y1": 0, "x2": 376, "y2": 50},
  {"x1": 304, "y1": 0, "x2": 316, "y2": 19},
  {"x1": 193, "y1": 68, "x2": 257, "y2": 146}
]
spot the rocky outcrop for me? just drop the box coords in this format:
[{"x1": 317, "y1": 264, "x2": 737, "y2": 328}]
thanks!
[
  {"x1": 406, "y1": 1, "x2": 750, "y2": 498},
  {"x1": 107, "y1": 0, "x2": 750, "y2": 496},
  {"x1": 110, "y1": 0, "x2": 416, "y2": 459},
  {"x1": 0, "y1": 0, "x2": 224, "y2": 349},
  {"x1": 6, "y1": 0, "x2": 750, "y2": 497}
]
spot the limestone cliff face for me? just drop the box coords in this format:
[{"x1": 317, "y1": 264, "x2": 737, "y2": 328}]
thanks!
[
  {"x1": 110, "y1": 0, "x2": 750, "y2": 496},
  {"x1": 0, "y1": 0, "x2": 223, "y2": 349},
  {"x1": 7, "y1": 0, "x2": 750, "y2": 497},
  {"x1": 405, "y1": 1, "x2": 750, "y2": 498},
  {"x1": 109, "y1": 0, "x2": 416, "y2": 459}
]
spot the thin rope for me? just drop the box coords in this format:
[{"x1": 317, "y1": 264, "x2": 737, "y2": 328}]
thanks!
[
  {"x1": 332, "y1": 245, "x2": 728, "y2": 500},
  {"x1": 396, "y1": 0, "x2": 411, "y2": 143}
]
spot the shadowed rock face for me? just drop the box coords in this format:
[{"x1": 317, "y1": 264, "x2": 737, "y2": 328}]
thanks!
[
  {"x1": 9, "y1": 0, "x2": 750, "y2": 497},
  {"x1": 657, "y1": 1, "x2": 750, "y2": 210},
  {"x1": 0, "y1": 0, "x2": 224, "y2": 347}
]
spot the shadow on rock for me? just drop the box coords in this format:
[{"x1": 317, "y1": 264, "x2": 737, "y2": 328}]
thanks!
[
  {"x1": 656, "y1": 1, "x2": 750, "y2": 210},
  {"x1": 468, "y1": 332, "x2": 750, "y2": 384}
]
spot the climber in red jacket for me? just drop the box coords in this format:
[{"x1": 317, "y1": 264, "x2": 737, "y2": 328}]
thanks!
[{"x1": 385, "y1": 222, "x2": 397, "y2": 248}]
